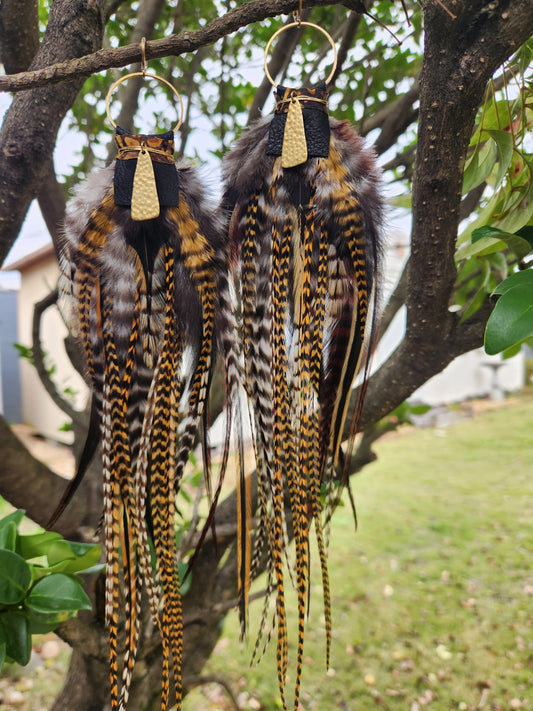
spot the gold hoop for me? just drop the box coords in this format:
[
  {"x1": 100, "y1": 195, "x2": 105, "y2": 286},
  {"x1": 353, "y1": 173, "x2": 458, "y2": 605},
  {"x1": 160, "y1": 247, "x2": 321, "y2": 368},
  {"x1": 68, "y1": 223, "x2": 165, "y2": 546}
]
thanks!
[
  {"x1": 105, "y1": 71, "x2": 184, "y2": 133},
  {"x1": 263, "y1": 21, "x2": 337, "y2": 88}
]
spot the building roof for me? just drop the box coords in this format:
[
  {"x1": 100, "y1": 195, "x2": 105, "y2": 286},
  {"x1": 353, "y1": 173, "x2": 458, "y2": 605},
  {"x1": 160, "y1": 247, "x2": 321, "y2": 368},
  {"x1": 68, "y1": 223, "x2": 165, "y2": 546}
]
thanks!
[{"x1": 3, "y1": 243, "x2": 57, "y2": 273}]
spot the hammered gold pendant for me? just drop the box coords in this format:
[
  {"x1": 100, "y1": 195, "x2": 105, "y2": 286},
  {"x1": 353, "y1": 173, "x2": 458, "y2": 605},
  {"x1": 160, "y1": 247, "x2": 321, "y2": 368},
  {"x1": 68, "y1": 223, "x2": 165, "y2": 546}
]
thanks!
[
  {"x1": 281, "y1": 96, "x2": 307, "y2": 169},
  {"x1": 131, "y1": 145, "x2": 160, "y2": 221}
]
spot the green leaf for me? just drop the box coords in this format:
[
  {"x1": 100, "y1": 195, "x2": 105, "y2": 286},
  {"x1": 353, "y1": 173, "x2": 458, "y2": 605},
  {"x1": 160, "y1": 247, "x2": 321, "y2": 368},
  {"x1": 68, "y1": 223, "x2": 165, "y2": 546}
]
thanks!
[
  {"x1": 463, "y1": 139, "x2": 497, "y2": 194},
  {"x1": 18, "y1": 531, "x2": 62, "y2": 561},
  {"x1": 472, "y1": 225, "x2": 533, "y2": 260},
  {"x1": 30, "y1": 565, "x2": 55, "y2": 583},
  {"x1": 492, "y1": 269, "x2": 533, "y2": 295},
  {"x1": 46, "y1": 540, "x2": 78, "y2": 569},
  {"x1": 516, "y1": 225, "x2": 533, "y2": 251},
  {"x1": 388, "y1": 192, "x2": 412, "y2": 209},
  {"x1": 470, "y1": 99, "x2": 515, "y2": 144},
  {"x1": 484, "y1": 129, "x2": 514, "y2": 188},
  {"x1": 178, "y1": 561, "x2": 192, "y2": 597},
  {"x1": 0, "y1": 522, "x2": 18, "y2": 552},
  {"x1": 0, "y1": 611, "x2": 31, "y2": 666},
  {"x1": 27, "y1": 608, "x2": 72, "y2": 634},
  {"x1": 459, "y1": 258, "x2": 492, "y2": 323},
  {"x1": 486, "y1": 251, "x2": 508, "y2": 282},
  {"x1": 0, "y1": 638, "x2": 5, "y2": 673},
  {"x1": 485, "y1": 279, "x2": 533, "y2": 355},
  {"x1": 388, "y1": 401, "x2": 431, "y2": 424},
  {"x1": 26, "y1": 574, "x2": 92, "y2": 614},
  {"x1": 501, "y1": 342, "x2": 523, "y2": 359},
  {"x1": 496, "y1": 168, "x2": 533, "y2": 233},
  {"x1": 46, "y1": 539, "x2": 101, "y2": 574},
  {"x1": 0, "y1": 510, "x2": 25, "y2": 532},
  {"x1": 0, "y1": 550, "x2": 32, "y2": 605}
]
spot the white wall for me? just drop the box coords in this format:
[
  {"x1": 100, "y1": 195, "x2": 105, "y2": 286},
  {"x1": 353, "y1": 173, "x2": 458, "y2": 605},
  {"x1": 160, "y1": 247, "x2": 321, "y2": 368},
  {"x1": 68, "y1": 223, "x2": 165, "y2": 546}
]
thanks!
[
  {"x1": 412, "y1": 348, "x2": 525, "y2": 405},
  {"x1": 17, "y1": 256, "x2": 88, "y2": 443}
]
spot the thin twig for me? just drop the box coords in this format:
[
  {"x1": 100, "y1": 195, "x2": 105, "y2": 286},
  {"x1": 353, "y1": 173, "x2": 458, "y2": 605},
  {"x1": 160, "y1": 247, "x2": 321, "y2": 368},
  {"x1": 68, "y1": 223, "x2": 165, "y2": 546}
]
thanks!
[
  {"x1": 183, "y1": 674, "x2": 242, "y2": 711},
  {"x1": 32, "y1": 289, "x2": 84, "y2": 427}
]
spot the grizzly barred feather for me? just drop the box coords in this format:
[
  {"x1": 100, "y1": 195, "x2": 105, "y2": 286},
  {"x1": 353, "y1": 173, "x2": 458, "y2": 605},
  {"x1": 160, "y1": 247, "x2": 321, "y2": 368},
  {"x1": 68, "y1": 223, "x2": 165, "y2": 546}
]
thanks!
[
  {"x1": 222, "y1": 115, "x2": 383, "y2": 710},
  {"x1": 55, "y1": 159, "x2": 224, "y2": 711}
]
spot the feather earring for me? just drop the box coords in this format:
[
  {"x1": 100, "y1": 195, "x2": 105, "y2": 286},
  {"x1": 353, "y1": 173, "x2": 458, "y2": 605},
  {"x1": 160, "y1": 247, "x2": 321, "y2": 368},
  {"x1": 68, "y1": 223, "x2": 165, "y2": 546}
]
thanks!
[
  {"x1": 51, "y1": 50, "x2": 223, "y2": 711},
  {"x1": 221, "y1": 19, "x2": 384, "y2": 711}
]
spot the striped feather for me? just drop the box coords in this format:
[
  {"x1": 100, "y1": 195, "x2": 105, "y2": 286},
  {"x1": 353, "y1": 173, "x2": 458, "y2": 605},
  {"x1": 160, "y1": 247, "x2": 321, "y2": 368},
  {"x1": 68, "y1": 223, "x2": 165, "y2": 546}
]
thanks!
[
  {"x1": 55, "y1": 153, "x2": 224, "y2": 711},
  {"x1": 222, "y1": 112, "x2": 383, "y2": 710}
]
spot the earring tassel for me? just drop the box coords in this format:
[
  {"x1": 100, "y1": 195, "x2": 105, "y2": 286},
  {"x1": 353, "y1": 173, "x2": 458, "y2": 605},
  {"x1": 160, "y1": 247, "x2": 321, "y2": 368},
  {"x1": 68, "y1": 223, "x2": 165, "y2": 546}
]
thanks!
[
  {"x1": 222, "y1": 82, "x2": 383, "y2": 710},
  {"x1": 54, "y1": 127, "x2": 224, "y2": 711}
]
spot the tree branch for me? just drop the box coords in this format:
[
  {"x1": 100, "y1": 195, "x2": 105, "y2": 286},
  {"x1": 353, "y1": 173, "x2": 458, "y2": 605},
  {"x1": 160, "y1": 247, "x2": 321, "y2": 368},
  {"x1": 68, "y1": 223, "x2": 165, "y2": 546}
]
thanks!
[
  {"x1": 0, "y1": 0, "x2": 39, "y2": 74},
  {"x1": 32, "y1": 289, "x2": 84, "y2": 426},
  {"x1": 0, "y1": 0, "x2": 104, "y2": 267},
  {"x1": 183, "y1": 675, "x2": 241, "y2": 710},
  {"x1": 344, "y1": 0, "x2": 533, "y2": 434},
  {"x1": 0, "y1": 0, "x2": 350, "y2": 94},
  {"x1": 0, "y1": 415, "x2": 87, "y2": 537},
  {"x1": 365, "y1": 80, "x2": 419, "y2": 155},
  {"x1": 37, "y1": 159, "x2": 67, "y2": 250},
  {"x1": 328, "y1": 10, "x2": 363, "y2": 89},
  {"x1": 0, "y1": 0, "x2": 67, "y2": 246}
]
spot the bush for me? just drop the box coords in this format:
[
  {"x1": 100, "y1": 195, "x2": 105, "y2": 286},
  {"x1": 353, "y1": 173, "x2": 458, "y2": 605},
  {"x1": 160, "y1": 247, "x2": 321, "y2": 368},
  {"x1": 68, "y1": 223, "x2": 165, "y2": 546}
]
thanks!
[{"x1": 0, "y1": 510, "x2": 100, "y2": 671}]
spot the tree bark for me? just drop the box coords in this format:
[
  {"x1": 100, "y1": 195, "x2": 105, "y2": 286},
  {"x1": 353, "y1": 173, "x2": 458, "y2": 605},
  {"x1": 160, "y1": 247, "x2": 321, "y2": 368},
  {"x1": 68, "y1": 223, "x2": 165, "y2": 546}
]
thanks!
[
  {"x1": 0, "y1": 0, "x2": 104, "y2": 266},
  {"x1": 0, "y1": 0, "x2": 39, "y2": 74},
  {"x1": 0, "y1": 415, "x2": 89, "y2": 538},
  {"x1": 352, "y1": 0, "x2": 533, "y2": 431}
]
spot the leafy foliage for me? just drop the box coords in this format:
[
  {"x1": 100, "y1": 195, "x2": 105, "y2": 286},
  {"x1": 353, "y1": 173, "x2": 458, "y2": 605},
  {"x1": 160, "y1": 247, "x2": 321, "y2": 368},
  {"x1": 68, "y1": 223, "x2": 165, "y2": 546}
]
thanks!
[
  {"x1": 485, "y1": 270, "x2": 533, "y2": 355},
  {"x1": 453, "y1": 40, "x2": 533, "y2": 331},
  {"x1": 0, "y1": 510, "x2": 99, "y2": 672}
]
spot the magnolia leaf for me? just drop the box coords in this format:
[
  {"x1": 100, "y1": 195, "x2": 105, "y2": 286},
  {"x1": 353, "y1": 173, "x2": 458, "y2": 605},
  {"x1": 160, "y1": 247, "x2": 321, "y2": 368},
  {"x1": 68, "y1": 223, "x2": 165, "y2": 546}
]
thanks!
[
  {"x1": 463, "y1": 139, "x2": 497, "y2": 194},
  {"x1": 18, "y1": 531, "x2": 62, "y2": 561},
  {"x1": 178, "y1": 561, "x2": 192, "y2": 597},
  {"x1": 493, "y1": 269, "x2": 533, "y2": 295},
  {"x1": 46, "y1": 540, "x2": 101, "y2": 575},
  {"x1": 458, "y1": 236, "x2": 507, "y2": 260},
  {"x1": 0, "y1": 611, "x2": 31, "y2": 666},
  {"x1": 0, "y1": 510, "x2": 25, "y2": 533},
  {"x1": 459, "y1": 258, "x2": 492, "y2": 324},
  {"x1": 26, "y1": 574, "x2": 92, "y2": 614},
  {"x1": 472, "y1": 225, "x2": 533, "y2": 260},
  {"x1": 0, "y1": 522, "x2": 18, "y2": 553},
  {"x1": 388, "y1": 192, "x2": 412, "y2": 209},
  {"x1": 470, "y1": 99, "x2": 517, "y2": 144},
  {"x1": 0, "y1": 550, "x2": 32, "y2": 605},
  {"x1": 486, "y1": 252, "x2": 508, "y2": 281},
  {"x1": 485, "y1": 277, "x2": 533, "y2": 354},
  {"x1": 46, "y1": 540, "x2": 77, "y2": 566},
  {"x1": 27, "y1": 607, "x2": 72, "y2": 634},
  {"x1": 496, "y1": 172, "x2": 533, "y2": 233},
  {"x1": 501, "y1": 342, "x2": 523, "y2": 359},
  {"x1": 516, "y1": 225, "x2": 533, "y2": 250},
  {"x1": 484, "y1": 129, "x2": 514, "y2": 188}
]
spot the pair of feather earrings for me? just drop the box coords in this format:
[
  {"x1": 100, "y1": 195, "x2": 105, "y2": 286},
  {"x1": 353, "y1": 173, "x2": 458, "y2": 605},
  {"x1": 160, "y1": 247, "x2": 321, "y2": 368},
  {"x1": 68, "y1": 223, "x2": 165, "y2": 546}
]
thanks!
[{"x1": 52, "y1": 20, "x2": 383, "y2": 711}]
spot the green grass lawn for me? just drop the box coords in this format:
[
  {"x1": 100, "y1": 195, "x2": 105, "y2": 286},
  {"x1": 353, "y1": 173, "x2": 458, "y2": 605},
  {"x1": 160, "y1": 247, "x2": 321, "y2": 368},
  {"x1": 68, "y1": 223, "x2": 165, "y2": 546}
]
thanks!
[
  {"x1": 2, "y1": 392, "x2": 532, "y2": 711},
  {"x1": 186, "y1": 392, "x2": 533, "y2": 711}
]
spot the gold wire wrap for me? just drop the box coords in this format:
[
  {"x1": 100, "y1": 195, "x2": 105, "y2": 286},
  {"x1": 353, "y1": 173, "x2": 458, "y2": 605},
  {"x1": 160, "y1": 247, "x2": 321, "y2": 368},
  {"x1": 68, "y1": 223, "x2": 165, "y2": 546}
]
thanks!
[
  {"x1": 117, "y1": 145, "x2": 173, "y2": 159},
  {"x1": 275, "y1": 93, "x2": 328, "y2": 111},
  {"x1": 263, "y1": 21, "x2": 338, "y2": 88}
]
